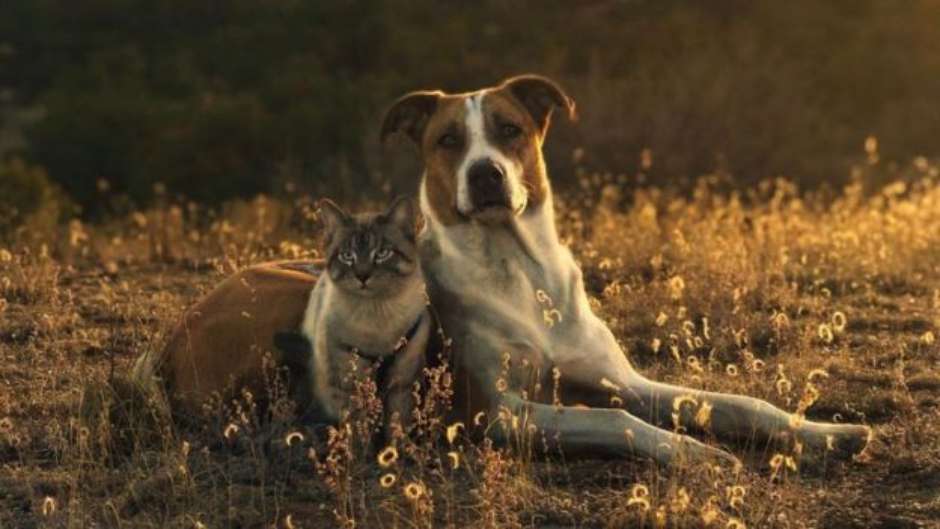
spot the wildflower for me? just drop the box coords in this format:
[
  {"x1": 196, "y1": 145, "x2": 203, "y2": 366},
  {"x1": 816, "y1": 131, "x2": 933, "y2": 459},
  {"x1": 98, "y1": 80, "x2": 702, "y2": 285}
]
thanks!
[
  {"x1": 403, "y1": 481, "x2": 425, "y2": 501},
  {"x1": 769, "y1": 453, "x2": 798, "y2": 474},
  {"x1": 446, "y1": 422, "x2": 464, "y2": 444},
  {"x1": 0, "y1": 249, "x2": 11, "y2": 263},
  {"x1": 751, "y1": 359, "x2": 765, "y2": 372},
  {"x1": 628, "y1": 492, "x2": 650, "y2": 511},
  {"x1": 727, "y1": 485, "x2": 746, "y2": 509},
  {"x1": 379, "y1": 473, "x2": 396, "y2": 488},
  {"x1": 283, "y1": 514, "x2": 296, "y2": 529},
  {"x1": 668, "y1": 276, "x2": 686, "y2": 300},
  {"x1": 543, "y1": 308, "x2": 563, "y2": 327},
  {"x1": 42, "y1": 496, "x2": 56, "y2": 516},
  {"x1": 670, "y1": 487, "x2": 690, "y2": 513},
  {"x1": 447, "y1": 451, "x2": 460, "y2": 469},
  {"x1": 673, "y1": 394, "x2": 698, "y2": 412},
  {"x1": 818, "y1": 324, "x2": 834, "y2": 344},
  {"x1": 726, "y1": 364, "x2": 739, "y2": 377},
  {"x1": 831, "y1": 311, "x2": 847, "y2": 332},
  {"x1": 223, "y1": 423, "x2": 239, "y2": 440},
  {"x1": 285, "y1": 431, "x2": 304, "y2": 447},
  {"x1": 922, "y1": 331, "x2": 935, "y2": 345},
  {"x1": 807, "y1": 369, "x2": 829, "y2": 382},
  {"x1": 473, "y1": 411, "x2": 486, "y2": 426},
  {"x1": 727, "y1": 518, "x2": 747, "y2": 529},
  {"x1": 495, "y1": 378, "x2": 508, "y2": 393},
  {"x1": 701, "y1": 504, "x2": 720, "y2": 526},
  {"x1": 775, "y1": 377, "x2": 792, "y2": 396},
  {"x1": 627, "y1": 483, "x2": 651, "y2": 511},
  {"x1": 655, "y1": 312, "x2": 669, "y2": 327},
  {"x1": 695, "y1": 401, "x2": 713, "y2": 428},
  {"x1": 798, "y1": 381, "x2": 820, "y2": 408},
  {"x1": 535, "y1": 289, "x2": 552, "y2": 306},
  {"x1": 377, "y1": 445, "x2": 398, "y2": 467}
]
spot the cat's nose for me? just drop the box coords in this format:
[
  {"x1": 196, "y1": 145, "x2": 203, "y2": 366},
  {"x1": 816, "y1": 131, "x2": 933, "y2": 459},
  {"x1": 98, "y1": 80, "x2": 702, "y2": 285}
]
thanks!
[{"x1": 355, "y1": 271, "x2": 371, "y2": 286}]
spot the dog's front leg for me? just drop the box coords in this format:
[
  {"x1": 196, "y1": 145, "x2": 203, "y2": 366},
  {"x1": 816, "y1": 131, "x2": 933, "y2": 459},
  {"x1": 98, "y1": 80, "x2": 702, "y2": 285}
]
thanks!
[
  {"x1": 554, "y1": 327, "x2": 871, "y2": 463},
  {"x1": 487, "y1": 391, "x2": 740, "y2": 469},
  {"x1": 618, "y1": 375, "x2": 872, "y2": 462}
]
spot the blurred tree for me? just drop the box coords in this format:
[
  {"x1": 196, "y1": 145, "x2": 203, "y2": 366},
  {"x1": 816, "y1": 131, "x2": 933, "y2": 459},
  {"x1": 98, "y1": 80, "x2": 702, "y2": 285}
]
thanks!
[{"x1": 1, "y1": 0, "x2": 938, "y2": 217}]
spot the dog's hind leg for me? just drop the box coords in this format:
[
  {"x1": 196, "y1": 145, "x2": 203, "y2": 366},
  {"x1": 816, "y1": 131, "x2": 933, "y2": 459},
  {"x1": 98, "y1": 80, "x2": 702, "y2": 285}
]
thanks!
[{"x1": 488, "y1": 392, "x2": 740, "y2": 469}]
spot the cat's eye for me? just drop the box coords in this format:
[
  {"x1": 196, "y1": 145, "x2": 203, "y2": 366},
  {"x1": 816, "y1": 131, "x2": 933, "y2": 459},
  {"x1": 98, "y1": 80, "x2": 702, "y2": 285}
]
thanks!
[
  {"x1": 338, "y1": 250, "x2": 356, "y2": 265},
  {"x1": 499, "y1": 123, "x2": 521, "y2": 139},
  {"x1": 374, "y1": 248, "x2": 394, "y2": 263},
  {"x1": 437, "y1": 133, "x2": 460, "y2": 149}
]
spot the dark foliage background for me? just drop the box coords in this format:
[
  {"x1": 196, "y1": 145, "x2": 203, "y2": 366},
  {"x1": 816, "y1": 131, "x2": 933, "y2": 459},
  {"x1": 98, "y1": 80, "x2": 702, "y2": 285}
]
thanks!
[{"x1": 2, "y1": 0, "x2": 939, "y2": 218}]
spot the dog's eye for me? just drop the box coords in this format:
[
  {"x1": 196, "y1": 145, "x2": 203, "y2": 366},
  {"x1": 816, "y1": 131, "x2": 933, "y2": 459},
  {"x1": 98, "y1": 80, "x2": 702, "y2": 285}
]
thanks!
[
  {"x1": 437, "y1": 133, "x2": 460, "y2": 148},
  {"x1": 337, "y1": 250, "x2": 356, "y2": 265},
  {"x1": 374, "y1": 248, "x2": 394, "y2": 263},
  {"x1": 499, "y1": 123, "x2": 521, "y2": 139}
]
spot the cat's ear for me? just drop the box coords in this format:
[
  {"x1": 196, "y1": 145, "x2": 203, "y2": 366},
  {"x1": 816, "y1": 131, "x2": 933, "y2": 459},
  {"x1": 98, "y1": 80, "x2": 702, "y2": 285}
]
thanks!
[
  {"x1": 318, "y1": 198, "x2": 350, "y2": 245},
  {"x1": 383, "y1": 195, "x2": 417, "y2": 238}
]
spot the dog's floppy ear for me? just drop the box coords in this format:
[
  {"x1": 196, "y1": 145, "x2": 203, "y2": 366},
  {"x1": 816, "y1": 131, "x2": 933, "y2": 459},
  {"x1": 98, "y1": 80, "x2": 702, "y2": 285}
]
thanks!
[
  {"x1": 380, "y1": 90, "x2": 443, "y2": 145},
  {"x1": 501, "y1": 74, "x2": 576, "y2": 136}
]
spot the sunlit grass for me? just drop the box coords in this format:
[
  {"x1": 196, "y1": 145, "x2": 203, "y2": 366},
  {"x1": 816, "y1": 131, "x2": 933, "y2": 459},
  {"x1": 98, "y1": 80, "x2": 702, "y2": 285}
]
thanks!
[{"x1": 1, "y1": 154, "x2": 938, "y2": 527}]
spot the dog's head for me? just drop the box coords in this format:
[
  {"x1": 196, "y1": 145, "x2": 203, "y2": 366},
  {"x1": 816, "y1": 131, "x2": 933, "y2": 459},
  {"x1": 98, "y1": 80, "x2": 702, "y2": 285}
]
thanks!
[{"x1": 381, "y1": 75, "x2": 575, "y2": 225}]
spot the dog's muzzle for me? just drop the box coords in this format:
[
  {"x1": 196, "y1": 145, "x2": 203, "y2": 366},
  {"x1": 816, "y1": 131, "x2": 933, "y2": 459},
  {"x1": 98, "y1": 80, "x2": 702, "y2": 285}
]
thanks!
[{"x1": 468, "y1": 158, "x2": 511, "y2": 212}]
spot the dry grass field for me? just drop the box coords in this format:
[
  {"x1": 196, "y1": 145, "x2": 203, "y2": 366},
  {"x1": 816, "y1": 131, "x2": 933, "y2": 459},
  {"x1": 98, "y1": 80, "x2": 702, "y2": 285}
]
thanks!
[{"x1": 2, "y1": 162, "x2": 939, "y2": 528}]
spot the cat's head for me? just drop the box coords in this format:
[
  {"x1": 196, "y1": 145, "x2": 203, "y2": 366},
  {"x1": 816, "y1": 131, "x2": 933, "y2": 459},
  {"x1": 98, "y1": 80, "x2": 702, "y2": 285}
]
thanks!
[{"x1": 318, "y1": 196, "x2": 420, "y2": 297}]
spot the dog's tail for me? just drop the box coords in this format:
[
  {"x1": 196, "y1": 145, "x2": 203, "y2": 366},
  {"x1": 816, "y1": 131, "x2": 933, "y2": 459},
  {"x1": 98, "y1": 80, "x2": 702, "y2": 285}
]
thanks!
[{"x1": 130, "y1": 346, "x2": 165, "y2": 395}]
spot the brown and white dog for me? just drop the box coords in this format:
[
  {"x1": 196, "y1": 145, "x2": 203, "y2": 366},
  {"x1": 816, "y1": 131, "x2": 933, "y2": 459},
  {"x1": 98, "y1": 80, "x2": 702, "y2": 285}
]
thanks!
[{"x1": 381, "y1": 74, "x2": 872, "y2": 467}]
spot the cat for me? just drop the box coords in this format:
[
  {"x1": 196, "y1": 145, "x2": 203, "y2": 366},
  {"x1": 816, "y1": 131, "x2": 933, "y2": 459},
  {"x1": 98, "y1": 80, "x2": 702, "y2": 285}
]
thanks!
[{"x1": 277, "y1": 196, "x2": 430, "y2": 429}]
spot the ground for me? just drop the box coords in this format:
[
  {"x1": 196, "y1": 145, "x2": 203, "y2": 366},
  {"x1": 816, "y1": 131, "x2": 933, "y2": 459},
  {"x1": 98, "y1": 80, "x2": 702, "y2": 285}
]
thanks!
[{"x1": 1, "y1": 176, "x2": 938, "y2": 528}]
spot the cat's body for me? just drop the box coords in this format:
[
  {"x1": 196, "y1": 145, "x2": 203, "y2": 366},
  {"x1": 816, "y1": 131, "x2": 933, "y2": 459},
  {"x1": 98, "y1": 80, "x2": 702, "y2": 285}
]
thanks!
[{"x1": 294, "y1": 198, "x2": 429, "y2": 424}]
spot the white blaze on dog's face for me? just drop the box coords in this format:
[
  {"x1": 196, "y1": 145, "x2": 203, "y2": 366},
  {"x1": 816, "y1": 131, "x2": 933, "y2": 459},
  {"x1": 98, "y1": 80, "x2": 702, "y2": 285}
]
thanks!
[
  {"x1": 381, "y1": 75, "x2": 575, "y2": 227},
  {"x1": 454, "y1": 93, "x2": 528, "y2": 221}
]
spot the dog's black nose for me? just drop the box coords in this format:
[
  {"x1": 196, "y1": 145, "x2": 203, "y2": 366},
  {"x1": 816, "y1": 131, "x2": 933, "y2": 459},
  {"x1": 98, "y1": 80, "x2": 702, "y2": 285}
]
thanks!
[{"x1": 468, "y1": 159, "x2": 509, "y2": 208}]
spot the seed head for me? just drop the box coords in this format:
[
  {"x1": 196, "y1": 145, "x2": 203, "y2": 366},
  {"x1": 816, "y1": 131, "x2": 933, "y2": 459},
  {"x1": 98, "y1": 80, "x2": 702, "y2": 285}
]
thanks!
[{"x1": 377, "y1": 445, "x2": 398, "y2": 467}]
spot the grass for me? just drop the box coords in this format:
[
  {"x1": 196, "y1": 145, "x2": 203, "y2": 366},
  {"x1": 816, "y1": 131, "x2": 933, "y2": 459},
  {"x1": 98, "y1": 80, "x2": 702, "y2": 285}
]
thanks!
[{"x1": 1, "y1": 157, "x2": 939, "y2": 528}]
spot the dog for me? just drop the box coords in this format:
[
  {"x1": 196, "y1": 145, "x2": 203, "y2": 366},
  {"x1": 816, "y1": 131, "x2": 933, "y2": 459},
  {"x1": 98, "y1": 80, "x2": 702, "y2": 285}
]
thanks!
[{"x1": 380, "y1": 74, "x2": 872, "y2": 468}]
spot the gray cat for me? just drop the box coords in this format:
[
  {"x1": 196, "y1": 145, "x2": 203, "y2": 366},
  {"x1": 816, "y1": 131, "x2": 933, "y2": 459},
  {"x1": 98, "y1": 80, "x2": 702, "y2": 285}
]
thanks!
[{"x1": 287, "y1": 197, "x2": 430, "y2": 428}]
